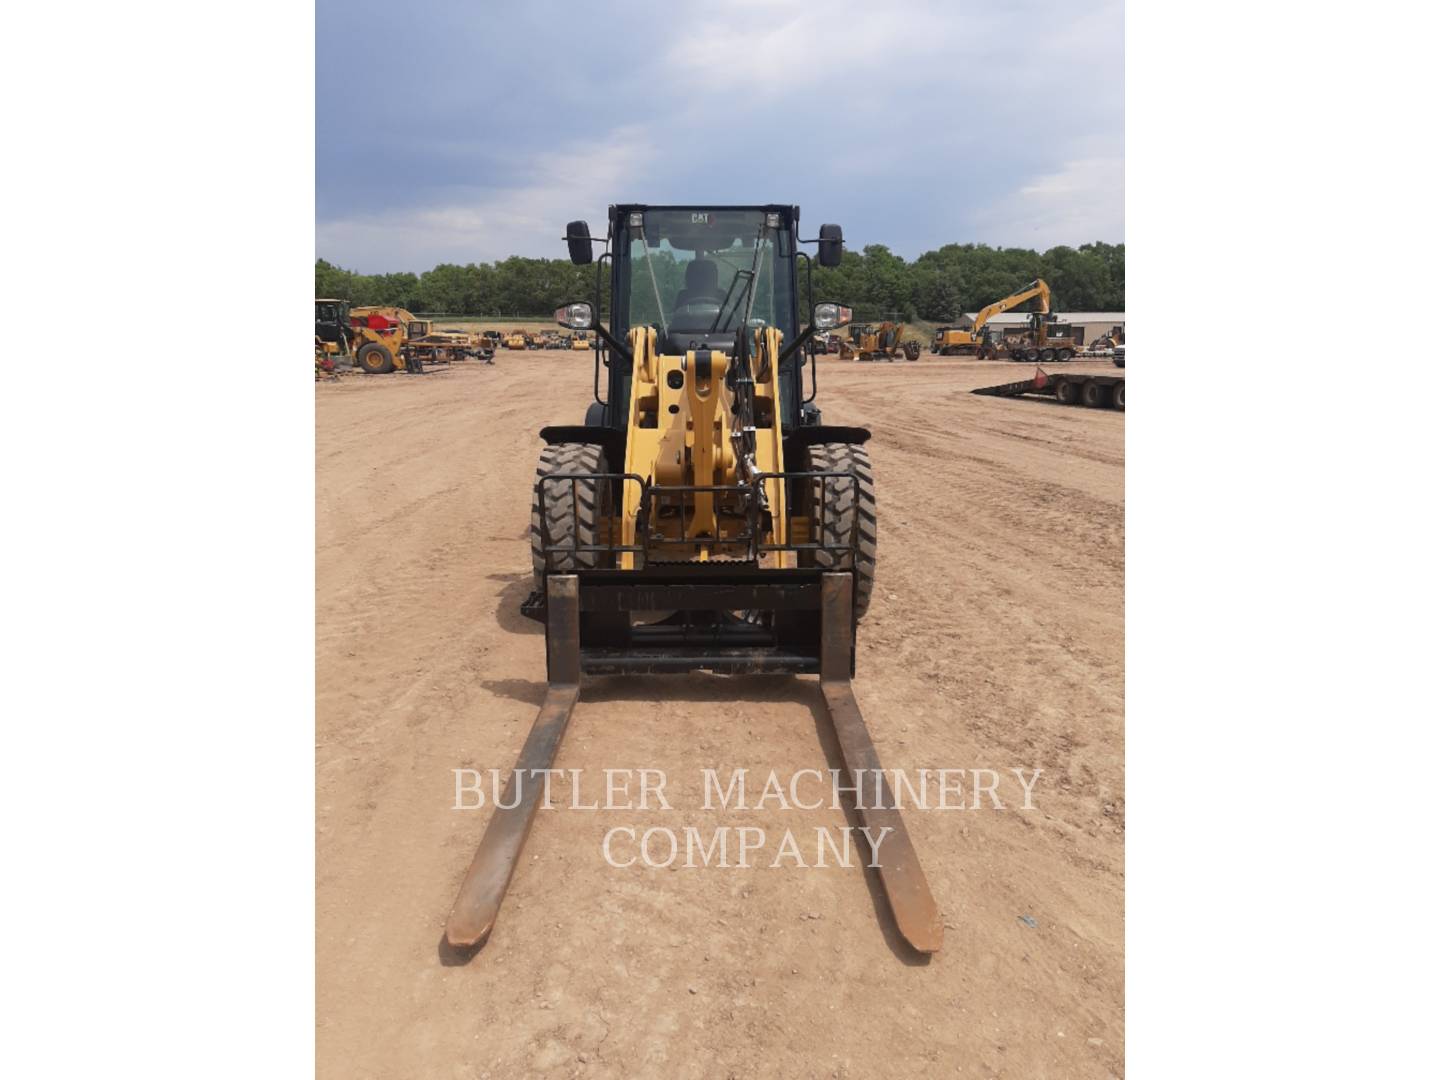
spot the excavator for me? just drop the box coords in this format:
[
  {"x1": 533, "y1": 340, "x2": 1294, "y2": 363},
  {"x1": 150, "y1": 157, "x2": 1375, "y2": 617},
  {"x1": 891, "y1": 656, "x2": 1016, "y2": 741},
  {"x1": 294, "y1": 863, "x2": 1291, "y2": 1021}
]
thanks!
[
  {"x1": 931, "y1": 278, "x2": 1067, "y2": 358},
  {"x1": 443, "y1": 205, "x2": 943, "y2": 960}
]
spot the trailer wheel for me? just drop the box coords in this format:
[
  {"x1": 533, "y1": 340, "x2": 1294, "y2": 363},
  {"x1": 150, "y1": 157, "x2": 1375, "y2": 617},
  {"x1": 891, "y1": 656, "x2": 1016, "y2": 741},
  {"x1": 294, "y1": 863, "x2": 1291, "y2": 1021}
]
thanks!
[
  {"x1": 1082, "y1": 380, "x2": 1111, "y2": 408},
  {"x1": 531, "y1": 442, "x2": 611, "y2": 588},
  {"x1": 1040, "y1": 348, "x2": 1055, "y2": 362},
  {"x1": 1055, "y1": 379, "x2": 1080, "y2": 406},
  {"x1": 1113, "y1": 382, "x2": 1125, "y2": 411},
  {"x1": 1025, "y1": 347, "x2": 1040, "y2": 362},
  {"x1": 804, "y1": 442, "x2": 877, "y2": 621},
  {"x1": 356, "y1": 343, "x2": 393, "y2": 374},
  {"x1": 1057, "y1": 348, "x2": 1073, "y2": 362}
]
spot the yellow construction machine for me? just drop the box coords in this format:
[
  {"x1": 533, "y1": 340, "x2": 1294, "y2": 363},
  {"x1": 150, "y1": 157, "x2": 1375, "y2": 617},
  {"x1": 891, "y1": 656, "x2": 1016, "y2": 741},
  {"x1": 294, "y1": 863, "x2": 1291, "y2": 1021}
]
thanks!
[
  {"x1": 443, "y1": 205, "x2": 943, "y2": 960},
  {"x1": 932, "y1": 279, "x2": 1060, "y2": 357},
  {"x1": 503, "y1": 329, "x2": 531, "y2": 350},
  {"x1": 840, "y1": 321, "x2": 921, "y2": 362},
  {"x1": 346, "y1": 307, "x2": 495, "y2": 372},
  {"x1": 980, "y1": 314, "x2": 1082, "y2": 363}
]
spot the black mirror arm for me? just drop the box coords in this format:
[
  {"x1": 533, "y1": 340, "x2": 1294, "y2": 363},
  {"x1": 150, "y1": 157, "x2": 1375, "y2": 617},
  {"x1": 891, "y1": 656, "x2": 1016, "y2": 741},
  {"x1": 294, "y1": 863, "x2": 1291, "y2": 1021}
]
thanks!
[
  {"x1": 593, "y1": 321, "x2": 633, "y2": 367},
  {"x1": 778, "y1": 322, "x2": 817, "y2": 367}
]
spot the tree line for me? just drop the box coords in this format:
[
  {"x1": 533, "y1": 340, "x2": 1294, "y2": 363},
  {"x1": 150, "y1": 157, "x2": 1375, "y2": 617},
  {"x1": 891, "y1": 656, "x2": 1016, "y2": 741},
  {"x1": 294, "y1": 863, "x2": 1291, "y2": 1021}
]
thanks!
[{"x1": 315, "y1": 240, "x2": 1123, "y2": 322}]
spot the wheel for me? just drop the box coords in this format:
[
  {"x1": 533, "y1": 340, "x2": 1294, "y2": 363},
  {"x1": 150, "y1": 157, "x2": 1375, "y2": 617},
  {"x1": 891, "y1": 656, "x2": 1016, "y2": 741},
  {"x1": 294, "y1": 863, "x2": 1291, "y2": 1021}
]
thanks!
[
  {"x1": 1040, "y1": 348, "x2": 1055, "y2": 362},
  {"x1": 356, "y1": 342, "x2": 393, "y2": 374},
  {"x1": 803, "y1": 442, "x2": 877, "y2": 621},
  {"x1": 1057, "y1": 349, "x2": 1073, "y2": 362},
  {"x1": 1082, "y1": 380, "x2": 1111, "y2": 408},
  {"x1": 530, "y1": 442, "x2": 611, "y2": 588},
  {"x1": 1055, "y1": 379, "x2": 1080, "y2": 405},
  {"x1": 1113, "y1": 382, "x2": 1125, "y2": 411},
  {"x1": 1025, "y1": 347, "x2": 1040, "y2": 362}
]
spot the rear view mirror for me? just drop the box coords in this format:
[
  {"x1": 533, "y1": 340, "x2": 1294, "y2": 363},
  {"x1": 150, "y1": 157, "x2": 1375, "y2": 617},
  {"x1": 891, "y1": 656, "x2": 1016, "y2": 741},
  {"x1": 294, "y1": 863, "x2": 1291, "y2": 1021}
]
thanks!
[
  {"x1": 566, "y1": 220, "x2": 593, "y2": 265},
  {"x1": 817, "y1": 223, "x2": 844, "y2": 268},
  {"x1": 812, "y1": 302, "x2": 853, "y2": 330},
  {"x1": 556, "y1": 301, "x2": 595, "y2": 330}
]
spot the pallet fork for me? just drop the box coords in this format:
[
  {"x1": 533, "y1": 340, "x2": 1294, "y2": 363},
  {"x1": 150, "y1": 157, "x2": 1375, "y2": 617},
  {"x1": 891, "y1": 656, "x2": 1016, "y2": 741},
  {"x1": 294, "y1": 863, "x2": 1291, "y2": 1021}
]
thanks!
[{"x1": 444, "y1": 572, "x2": 943, "y2": 956}]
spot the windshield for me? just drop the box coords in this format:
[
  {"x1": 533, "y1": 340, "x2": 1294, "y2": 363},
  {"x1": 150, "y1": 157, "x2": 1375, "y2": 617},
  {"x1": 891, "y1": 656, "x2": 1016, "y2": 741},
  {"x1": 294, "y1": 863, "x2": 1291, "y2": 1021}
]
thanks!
[{"x1": 623, "y1": 209, "x2": 793, "y2": 344}]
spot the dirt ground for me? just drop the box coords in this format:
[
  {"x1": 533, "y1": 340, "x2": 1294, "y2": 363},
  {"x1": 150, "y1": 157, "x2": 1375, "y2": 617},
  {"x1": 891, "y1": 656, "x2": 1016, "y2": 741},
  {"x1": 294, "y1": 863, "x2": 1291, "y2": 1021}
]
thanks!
[{"x1": 316, "y1": 351, "x2": 1124, "y2": 1078}]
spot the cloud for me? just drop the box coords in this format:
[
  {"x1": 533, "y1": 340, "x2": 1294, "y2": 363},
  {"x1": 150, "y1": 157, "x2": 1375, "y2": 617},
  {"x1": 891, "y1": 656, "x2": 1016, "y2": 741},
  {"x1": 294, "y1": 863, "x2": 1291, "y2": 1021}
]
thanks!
[
  {"x1": 661, "y1": 1, "x2": 962, "y2": 104},
  {"x1": 973, "y1": 155, "x2": 1125, "y2": 249},
  {"x1": 316, "y1": 127, "x2": 655, "y2": 271},
  {"x1": 316, "y1": 1, "x2": 1124, "y2": 266}
]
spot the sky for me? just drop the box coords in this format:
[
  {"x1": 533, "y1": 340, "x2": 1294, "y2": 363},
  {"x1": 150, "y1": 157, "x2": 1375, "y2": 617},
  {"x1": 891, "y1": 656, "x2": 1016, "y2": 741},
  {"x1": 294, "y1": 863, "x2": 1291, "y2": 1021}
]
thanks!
[{"x1": 316, "y1": 0, "x2": 1123, "y2": 273}]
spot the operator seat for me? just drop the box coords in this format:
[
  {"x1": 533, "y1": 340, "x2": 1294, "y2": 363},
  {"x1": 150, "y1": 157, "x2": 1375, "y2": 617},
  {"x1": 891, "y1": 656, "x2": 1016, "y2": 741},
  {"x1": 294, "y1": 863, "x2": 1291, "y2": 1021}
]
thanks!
[{"x1": 674, "y1": 258, "x2": 724, "y2": 308}]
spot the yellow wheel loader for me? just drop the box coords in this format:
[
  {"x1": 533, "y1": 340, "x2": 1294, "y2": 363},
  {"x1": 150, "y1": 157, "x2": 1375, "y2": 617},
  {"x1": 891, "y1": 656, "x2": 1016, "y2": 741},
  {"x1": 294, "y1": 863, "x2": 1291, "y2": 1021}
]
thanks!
[{"x1": 444, "y1": 205, "x2": 943, "y2": 960}]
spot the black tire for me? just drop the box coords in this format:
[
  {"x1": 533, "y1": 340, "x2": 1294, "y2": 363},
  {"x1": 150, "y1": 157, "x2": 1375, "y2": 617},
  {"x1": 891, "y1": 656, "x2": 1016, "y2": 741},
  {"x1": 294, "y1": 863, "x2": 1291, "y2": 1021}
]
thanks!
[
  {"x1": 1055, "y1": 379, "x2": 1080, "y2": 406},
  {"x1": 1040, "y1": 348, "x2": 1055, "y2": 363},
  {"x1": 1057, "y1": 348, "x2": 1073, "y2": 362},
  {"x1": 531, "y1": 443, "x2": 610, "y2": 588},
  {"x1": 1082, "y1": 380, "x2": 1110, "y2": 408},
  {"x1": 1113, "y1": 382, "x2": 1125, "y2": 411},
  {"x1": 356, "y1": 342, "x2": 393, "y2": 374},
  {"x1": 1025, "y1": 347, "x2": 1040, "y2": 362},
  {"x1": 804, "y1": 442, "x2": 877, "y2": 621}
]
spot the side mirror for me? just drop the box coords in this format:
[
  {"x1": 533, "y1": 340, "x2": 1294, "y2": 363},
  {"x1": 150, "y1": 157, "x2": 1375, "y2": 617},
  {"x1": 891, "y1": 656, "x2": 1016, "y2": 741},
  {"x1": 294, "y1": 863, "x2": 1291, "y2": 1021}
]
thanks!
[
  {"x1": 566, "y1": 220, "x2": 593, "y2": 265},
  {"x1": 556, "y1": 301, "x2": 595, "y2": 330},
  {"x1": 817, "y1": 223, "x2": 844, "y2": 268},
  {"x1": 812, "y1": 302, "x2": 853, "y2": 331}
]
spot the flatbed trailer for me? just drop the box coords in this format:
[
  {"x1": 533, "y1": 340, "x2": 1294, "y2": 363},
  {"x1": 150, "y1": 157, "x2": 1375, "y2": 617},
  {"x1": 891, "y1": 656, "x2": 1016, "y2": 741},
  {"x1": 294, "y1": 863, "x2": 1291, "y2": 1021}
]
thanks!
[{"x1": 973, "y1": 367, "x2": 1124, "y2": 411}]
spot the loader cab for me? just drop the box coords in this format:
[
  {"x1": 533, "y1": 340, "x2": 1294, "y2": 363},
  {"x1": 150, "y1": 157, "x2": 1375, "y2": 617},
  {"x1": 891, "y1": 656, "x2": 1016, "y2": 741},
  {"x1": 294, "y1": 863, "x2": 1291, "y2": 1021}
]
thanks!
[
  {"x1": 315, "y1": 299, "x2": 350, "y2": 348},
  {"x1": 564, "y1": 205, "x2": 842, "y2": 437}
]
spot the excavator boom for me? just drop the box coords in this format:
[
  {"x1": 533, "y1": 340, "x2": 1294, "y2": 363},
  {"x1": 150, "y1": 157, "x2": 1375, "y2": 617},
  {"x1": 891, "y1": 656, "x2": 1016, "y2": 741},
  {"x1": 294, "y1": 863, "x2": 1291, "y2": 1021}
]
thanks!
[{"x1": 972, "y1": 278, "x2": 1051, "y2": 334}]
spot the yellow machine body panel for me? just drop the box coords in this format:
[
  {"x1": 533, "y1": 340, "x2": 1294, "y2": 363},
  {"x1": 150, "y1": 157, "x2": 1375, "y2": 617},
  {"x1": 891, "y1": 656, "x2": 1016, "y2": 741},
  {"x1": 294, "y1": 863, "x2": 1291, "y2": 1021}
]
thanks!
[{"x1": 618, "y1": 326, "x2": 790, "y2": 570}]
